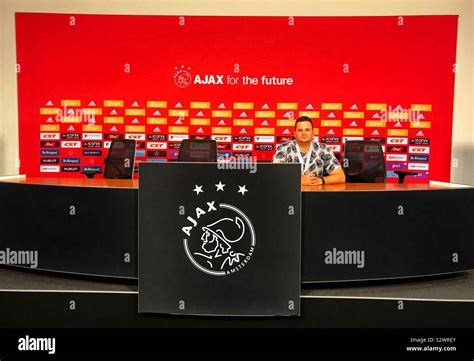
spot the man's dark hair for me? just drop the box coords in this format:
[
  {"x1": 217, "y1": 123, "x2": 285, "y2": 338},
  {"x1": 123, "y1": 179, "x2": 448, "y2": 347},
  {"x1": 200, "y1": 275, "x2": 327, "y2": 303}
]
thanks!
[{"x1": 294, "y1": 116, "x2": 313, "y2": 130}]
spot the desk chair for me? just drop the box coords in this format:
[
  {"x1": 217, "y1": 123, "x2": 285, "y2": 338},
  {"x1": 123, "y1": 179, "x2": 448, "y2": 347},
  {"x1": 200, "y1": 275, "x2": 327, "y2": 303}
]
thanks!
[
  {"x1": 82, "y1": 139, "x2": 136, "y2": 179},
  {"x1": 342, "y1": 140, "x2": 418, "y2": 183},
  {"x1": 177, "y1": 139, "x2": 217, "y2": 162}
]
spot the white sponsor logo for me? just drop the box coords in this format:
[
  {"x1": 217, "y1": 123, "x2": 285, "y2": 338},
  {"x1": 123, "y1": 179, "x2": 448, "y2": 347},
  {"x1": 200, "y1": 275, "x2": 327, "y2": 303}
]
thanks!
[
  {"x1": 169, "y1": 134, "x2": 189, "y2": 141},
  {"x1": 125, "y1": 133, "x2": 146, "y2": 140},
  {"x1": 147, "y1": 142, "x2": 167, "y2": 149},
  {"x1": 327, "y1": 112, "x2": 336, "y2": 118},
  {"x1": 326, "y1": 129, "x2": 335, "y2": 135},
  {"x1": 372, "y1": 113, "x2": 380, "y2": 119},
  {"x1": 40, "y1": 133, "x2": 60, "y2": 140},
  {"x1": 305, "y1": 104, "x2": 314, "y2": 110},
  {"x1": 218, "y1": 120, "x2": 227, "y2": 125},
  {"x1": 211, "y1": 135, "x2": 232, "y2": 142},
  {"x1": 104, "y1": 141, "x2": 111, "y2": 148},
  {"x1": 240, "y1": 112, "x2": 247, "y2": 117},
  {"x1": 232, "y1": 143, "x2": 253, "y2": 151},
  {"x1": 408, "y1": 163, "x2": 429, "y2": 170},
  {"x1": 218, "y1": 102, "x2": 226, "y2": 109},
  {"x1": 254, "y1": 136, "x2": 275, "y2": 143},
  {"x1": 61, "y1": 141, "x2": 81, "y2": 148},
  {"x1": 40, "y1": 166, "x2": 60, "y2": 172},
  {"x1": 387, "y1": 137, "x2": 408, "y2": 145},
  {"x1": 350, "y1": 104, "x2": 358, "y2": 110},
  {"x1": 343, "y1": 136, "x2": 363, "y2": 143},
  {"x1": 386, "y1": 154, "x2": 407, "y2": 161},
  {"x1": 409, "y1": 146, "x2": 430, "y2": 154},
  {"x1": 261, "y1": 103, "x2": 269, "y2": 109},
  {"x1": 82, "y1": 133, "x2": 103, "y2": 140}
]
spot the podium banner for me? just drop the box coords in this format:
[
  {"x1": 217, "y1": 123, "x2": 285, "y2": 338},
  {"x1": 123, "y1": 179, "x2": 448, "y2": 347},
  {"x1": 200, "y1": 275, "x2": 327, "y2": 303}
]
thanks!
[{"x1": 138, "y1": 163, "x2": 301, "y2": 316}]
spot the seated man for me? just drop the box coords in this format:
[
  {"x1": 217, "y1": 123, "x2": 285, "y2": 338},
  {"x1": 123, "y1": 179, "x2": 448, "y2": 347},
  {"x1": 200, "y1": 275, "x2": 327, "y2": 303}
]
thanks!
[{"x1": 272, "y1": 116, "x2": 346, "y2": 186}]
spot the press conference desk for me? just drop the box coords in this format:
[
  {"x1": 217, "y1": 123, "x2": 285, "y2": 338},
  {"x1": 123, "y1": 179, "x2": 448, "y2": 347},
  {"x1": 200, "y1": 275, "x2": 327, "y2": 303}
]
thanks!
[{"x1": 0, "y1": 177, "x2": 473, "y2": 282}]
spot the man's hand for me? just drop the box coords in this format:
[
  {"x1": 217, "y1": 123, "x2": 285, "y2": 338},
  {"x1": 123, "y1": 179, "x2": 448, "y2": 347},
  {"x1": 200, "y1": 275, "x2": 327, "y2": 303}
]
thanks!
[{"x1": 301, "y1": 172, "x2": 322, "y2": 186}]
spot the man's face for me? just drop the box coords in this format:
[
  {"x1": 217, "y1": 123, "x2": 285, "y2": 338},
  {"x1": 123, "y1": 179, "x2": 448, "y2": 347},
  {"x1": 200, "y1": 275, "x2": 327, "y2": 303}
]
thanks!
[{"x1": 294, "y1": 121, "x2": 313, "y2": 144}]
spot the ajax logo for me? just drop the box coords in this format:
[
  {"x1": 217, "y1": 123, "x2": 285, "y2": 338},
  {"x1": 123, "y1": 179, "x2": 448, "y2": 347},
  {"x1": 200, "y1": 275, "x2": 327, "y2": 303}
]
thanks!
[
  {"x1": 181, "y1": 184, "x2": 256, "y2": 276},
  {"x1": 174, "y1": 65, "x2": 192, "y2": 88}
]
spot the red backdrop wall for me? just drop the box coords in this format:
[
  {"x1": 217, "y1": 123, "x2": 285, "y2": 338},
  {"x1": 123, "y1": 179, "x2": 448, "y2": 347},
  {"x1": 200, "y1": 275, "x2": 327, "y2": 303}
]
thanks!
[{"x1": 15, "y1": 13, "x2": 458, "y2": 181}]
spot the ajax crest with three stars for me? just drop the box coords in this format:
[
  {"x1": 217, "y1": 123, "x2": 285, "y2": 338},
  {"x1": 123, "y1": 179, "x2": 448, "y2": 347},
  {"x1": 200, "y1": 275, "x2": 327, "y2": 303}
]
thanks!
[{"x1": 181, "y1": 181, "x2": 255, "y2": 276}]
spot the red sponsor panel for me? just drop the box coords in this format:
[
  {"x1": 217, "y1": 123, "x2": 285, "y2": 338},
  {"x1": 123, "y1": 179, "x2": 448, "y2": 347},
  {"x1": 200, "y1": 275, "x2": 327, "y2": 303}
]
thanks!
[{"x1": 16, "y1": 14, "x2": 456, "y2": 181}]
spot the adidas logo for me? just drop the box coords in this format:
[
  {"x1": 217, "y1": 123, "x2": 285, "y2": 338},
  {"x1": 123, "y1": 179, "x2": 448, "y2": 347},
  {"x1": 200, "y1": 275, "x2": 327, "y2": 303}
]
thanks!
[
  {"x1": 416, "y1": 131, "x2": 424, "y2": 136},
  {"x1": 88, "y1": 101, "x2": 96, "y2": 106},
  {"x1": 131, "y1": 101, "x2": 139, "y2": 107},
  {"x1": 132, "y1": 118, "x2": 140, "y2": 124},
  {"x1": 175, "y1": 119, "x2": 183, "y2": 125},
  {"x1": 417, "y1": 113, "x2": 425, "y2": 120},
  {"x1": 350, "y1": 104, "x2": 358, "y2": 110},
  {"x1": 282, "y1": 129, "x2": 291, "y2": 135},
  {"x1": 349, "y1": 121, "x2": 358, "y2": 127},
  {"x1": 45, "y1": 100, "x2": 54, "y2": 106},
  {"x1": 153, "y1": 127, "x2": 161, "y2": 132},
  {"x1": 394, "y1": 121, "x2": 402, "y2": 127},
  {"x1": 196, "y1": 111, "x2": 204, "y2": 117},
  {"x1": 240, "y1": 111, "x2": 247, "y2": 117},
  {"x1": 239, "y1": 128, "x2": 247, "y2": 134},
  {"x1": 67, "y1": 109, "x2": 75, "y2": 115},
  {"x1": 305, "y1": 104, "x2": 314, "y2": 110},
  {"x1": 327, "y1": 129, "x2": 335, "y2": 135},
  {"x1": 394, "y1": 105, "x2": 403, "y2": 110},
  {"x1": 284, "y1": 111, "x2": 294, "y2": 118},
  {"x1": 328, "y1": 112, "x2": 336, "y2": 118},
  {"x1": 110, "y1": 109, "x2": 118, "y2": 115},
  {"x1": 46, "y1": 117, "x2": 54, "y2": 123},
  {"x1": 218, "y1": 120, "x2": 226, "y2": 125},
  {"x1": 67, "y1": 125, "x2": 75, "y2": 131},
  {"x1": 175, "y1": 102, "x2": 183, "y2": 108},
  {"x1": 153, "y1": 110, "x2": 161, "y2": 116},
  {"x1": 197, "y1": 127, "x2": 204, "y2": 133},
  {"x1": 218, "y1": 103, "x2": 226, "y2": 109},
  {"x1": 261, "y1": 103, "x2": 270, "y2": 109},
  {"x1": 261, "y1": 120, "x2": 269, "y2": 126},
  {"x1": 110, "y1": 126, "x2": 118, "y2": 132},
  {"x1": 88, "y1": 117, "x2": 96, "y2": 124},
  {"x1": 371, "y1": 129, "x2": 380, "y2": 136},
  {"x1": 372, "y1": 113, "x2": 380, "y2": 119}
]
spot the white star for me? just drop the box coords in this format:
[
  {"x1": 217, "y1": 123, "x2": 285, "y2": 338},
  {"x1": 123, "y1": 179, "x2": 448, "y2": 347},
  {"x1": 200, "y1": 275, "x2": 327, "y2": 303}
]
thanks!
[
  {"x1": 238, "y1": 185, "x2": 248, "y2": 196},
  {"x1": 215, "y1": 181, "x2": 226, "y2": 191},
  {"x1": 193, "y1": 185, "x2": 203, "y2": 195}
]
